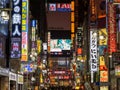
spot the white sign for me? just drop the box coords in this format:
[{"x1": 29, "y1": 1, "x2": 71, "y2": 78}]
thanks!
[
  {"x1": 90, "y1": 31, "x2": 98, "y2": 71},
  {"x1": 9, "y1": 72, "x2": 17, "y2": 81}
]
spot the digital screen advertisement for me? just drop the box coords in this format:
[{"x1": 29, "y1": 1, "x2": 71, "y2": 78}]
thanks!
[{"x1": 50, "y1": 39, "x2": 71, "y2": 52}]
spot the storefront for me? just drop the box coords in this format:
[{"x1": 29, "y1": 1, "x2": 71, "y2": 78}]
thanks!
[
  {"x1": 9, "y1": 72, "x2": 17, "y2": 90},
  {"x1": 17, "y1": 74, "x2": 24, "y2": 90},
  {"x1": 0, "y1": 67, "x2": 9, "y2": 90}
]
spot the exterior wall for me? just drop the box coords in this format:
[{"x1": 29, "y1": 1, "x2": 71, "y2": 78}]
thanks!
[{"x1": 0, "y1": 77, "x2": 9, "y2": 90}]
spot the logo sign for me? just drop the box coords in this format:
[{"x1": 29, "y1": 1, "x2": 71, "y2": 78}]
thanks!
[
  {"x1": 90, "y1": 30, "x2": 98, "y2": 71},
  {"x1": 12, "y1": 0, "x2": 22, "y2": 37},
  {"x1": 0, "y1": 37, "x2": 5, "y2": 58},
  {"x1": 108, "y1": 2, "x2": 117, "y2": 53},
  {"x1": 49, "y1": 3, "x2": 56, "y2": 11},
  {"x1": 49, "y1": 3, "x2": 71, "y2": 12},
  {"x1": 56, "y1": 3, "x2": 71, "y2": 12},
  {"x1": 10, "y1": 38, "x2": 21, "y2": 58}
]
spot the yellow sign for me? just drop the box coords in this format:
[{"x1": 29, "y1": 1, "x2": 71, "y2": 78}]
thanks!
[
  {"x1": 100, "y1": 56, "x2": 105, "y2": 66},
  {"x1": 99, "y1": 28, "x2": 107, "y2": 45},
  {"x1": 71, "y1": 12, "x2": 74, "y2": 22},
  {"x1": 71, "y1": 23, "x2": 75, "y2": 33},
  {"x1": 71, "y1": 1, "x2": 75, "y2": 11},
  {"x1": 37, "y1": 40, "x2": 41, "y2": 54}
]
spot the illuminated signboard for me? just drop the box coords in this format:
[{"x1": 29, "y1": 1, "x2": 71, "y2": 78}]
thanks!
[
  {"x1": 108, "y1": 2, "x2": 117, "y2": 53},
  {"x1": 21, "y1": 32, "x2": 28, "y2": 61},
  {"x1": 12, "y1": 0, "x2": 22, "y2": 37},
  {"x1": 21, "y1": 0, "x2": 29, "y2": 61},
  {"x1": 90, "y1": 30, "x2": 98, "y2": 71},
  {"x1": 21, "y1": 63, "x2": 34, "y2": 72},
  {"x1": 100, "y1": 71, "x2": 108, "y2": 82},
  {"x1": 49, "y1": 3, "x2": 71, "y2": 12},
  {"x1": 11, "y1": 0, "x2": 22, "y2": 59},
  {"x1": 31, "y1": 20, "x2": 36, "y2": 41},
  {"x1": 10, "y1": 38, "x2": 21, "y2": 58},
  {"x1": 56, "y1": 3, "x2": 71, "y2": 12}
]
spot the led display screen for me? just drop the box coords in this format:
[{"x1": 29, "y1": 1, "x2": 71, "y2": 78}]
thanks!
[{"x1": 50, "y1": 39, "x2": 71, "y2": 52}]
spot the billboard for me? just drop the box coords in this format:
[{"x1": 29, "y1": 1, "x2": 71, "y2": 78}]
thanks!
[{"x1": 50, "y1": 39, "x2": 71, "y2": 52}]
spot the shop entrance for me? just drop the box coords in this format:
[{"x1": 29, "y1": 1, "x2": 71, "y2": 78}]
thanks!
[{"x1": 10, "y1": 81, "x2": 16, "y2": 90}]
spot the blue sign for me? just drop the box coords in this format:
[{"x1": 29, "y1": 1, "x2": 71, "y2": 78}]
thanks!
[
  {"x1": 12, "y1": 0, "x2": 22, "y2": 37},
  {"x1": 31, "y1": 20, "x2": 36, "y2": 27},
  {"x1": 25, "y1": 64, "x2": 33, "y2": 72}
]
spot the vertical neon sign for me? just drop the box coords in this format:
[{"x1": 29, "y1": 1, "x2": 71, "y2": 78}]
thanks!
[
  {"x1": 21, "y1": 0, "x2": 29, "y2": 61},
  {"x1": 11, "y1": 0, "x2": 22, "y2": 58}
]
